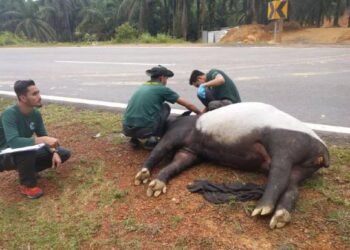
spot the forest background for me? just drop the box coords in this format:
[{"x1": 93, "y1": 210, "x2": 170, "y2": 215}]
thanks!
[{"x1": 0, "y1": 0, "x2": 349, "y2": 44}]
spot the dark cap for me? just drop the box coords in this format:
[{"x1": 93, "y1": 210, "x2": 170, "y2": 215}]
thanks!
[
  {"x1": 146, "y1": 65, "x2": 174, "y2": 78},
  {"x1": 189, "y1": 70, "x2": 204, "y2": 85}
]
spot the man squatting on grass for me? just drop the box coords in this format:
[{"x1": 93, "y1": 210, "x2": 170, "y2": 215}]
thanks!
[
  {"x1": 123, "y1": 65, "x2": 202, "y2": 149},
  {"x1": 0, "y1": 80, "x2": 71, "y2": 199},
  {"x1": 189, "y1": 69, "x2": 241, "y2": 111}
]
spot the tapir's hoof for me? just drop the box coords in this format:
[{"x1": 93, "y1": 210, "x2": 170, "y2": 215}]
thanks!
[
  {"x1": 252, "y1": 205, "x2": 274, "y2": 217},
  {"x1": 269, "y1": 209, "x2": 291, "y2": 229},
  {"x1": 147, "y1": 179, "x2": 167, "y2": 197},
  {"x1": 134, "y1": 168, "x2": 150, "y2": 185}
]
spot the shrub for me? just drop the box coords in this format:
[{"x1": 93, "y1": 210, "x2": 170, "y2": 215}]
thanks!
[
  {"x1": 138, "y1": 33, "x2": 185, "y2": 44},
  {"x1": 0, "y1": 32, "x2": 28, "y2": 46},
  {"x1": 82, "y1": 33, "x2": 98, "y2": 43},
  {"x1": 114, "y1": 23, "x2": 138, "y2": 43},
  {"x1": 139, "y1": 33, "x2": 157, "y2": 43}
]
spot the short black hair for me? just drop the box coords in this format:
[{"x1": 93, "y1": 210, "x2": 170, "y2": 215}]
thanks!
[
  {"x1": 14, "y1": 80, "x2": 35, "y2": 99},
  {"x1": 189, "y1": 70, "x2": 204, "y2": 85}
]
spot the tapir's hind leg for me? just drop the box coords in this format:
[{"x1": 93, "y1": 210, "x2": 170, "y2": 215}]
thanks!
[
  {"x1": 147, "y1": 149, "x2": 198, "y2": 197},
  {"x1": 269, "y1": 165, "x2": 319, "y2": 229},
  {"x1": 252, "y1": 131, "x2": 315, "y2": 217},
  {"x1": 252, "y1": 153, "x2": 292, "y2": 216}
]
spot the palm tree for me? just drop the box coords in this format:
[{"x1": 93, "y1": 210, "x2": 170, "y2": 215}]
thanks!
[
  {"x1": 0, "y1": 0, "x2": 56, "y2": 41},
  {"x1": 39, "y1": 0, "x2": 81, "y2": 41}
]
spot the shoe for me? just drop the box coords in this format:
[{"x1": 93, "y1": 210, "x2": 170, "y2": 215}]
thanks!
[
  {"x1": 143, "y1": 137, "x2": 159, "y2": 150},
  {"x1": 129, "y1": 138, "x2": 141, "y2": 147},
  {"x1": 20, "y1": 185, "x2": 44, "y2": 199}
]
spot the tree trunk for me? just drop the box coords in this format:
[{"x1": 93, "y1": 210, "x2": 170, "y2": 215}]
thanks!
[
  {"x1": 138, "y1": 0, "x2": 148, "y2": 33},
  {"x1": 181, "y1": 0, "x2": 188, "y2": 39},
  {"x1": 348, "y1": 0, "x2": 350, "y2": 27},
  {"x1": 317, "y1": 1, "x2": 324, "y2": 27},
  {"x1": 196, "y1": 0, "x2": 200, "y2": 39},
  {"x1": 333, "y1": 0, "x2": 341, "y2": 27},
  {"x1": 251, "y1": 0, "x2": 257, "y2": 24}
]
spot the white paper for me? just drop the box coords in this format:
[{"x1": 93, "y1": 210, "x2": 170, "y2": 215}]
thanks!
[{"x1": 0, "y1": 143, "x2": 45, "y2": 155}]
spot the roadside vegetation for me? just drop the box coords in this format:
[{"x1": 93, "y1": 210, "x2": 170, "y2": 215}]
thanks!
[
  {"x1": 0, "y1": 98, "x2": 349, "y2": 249},
  {"x1": 0, "y1": 0, "x2": 349, "y2": 45}
]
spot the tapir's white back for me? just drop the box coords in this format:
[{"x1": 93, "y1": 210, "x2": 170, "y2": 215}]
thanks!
[{"x1": 196, "y1": 102, "x2": 324, "y2": 145}]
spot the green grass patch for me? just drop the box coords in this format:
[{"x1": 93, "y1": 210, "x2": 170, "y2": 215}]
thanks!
[
  {"x1": 170, "y1": 215, "x2": 183, "y2": 228},
  {"x1": 327, "y1": 209, "x2": 350, "y2": 245},
  {"x1": 41, "y1": 104, "x2": 124, "y2": 137}
]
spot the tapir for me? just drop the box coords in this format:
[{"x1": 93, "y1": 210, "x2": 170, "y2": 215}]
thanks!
[{"x1": 134, "y1": 102, "x2": 330, "y2": 229}]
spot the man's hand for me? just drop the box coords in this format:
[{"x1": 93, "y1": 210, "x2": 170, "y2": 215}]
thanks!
[
  {"x1": 52, "y1": 152, "x2": 62, "y2": 169},
  {"x1": 197, "y1": 84, "x2": 206, "y2": 99},
  {"x1": 176, "y1": 97, "x2": 202, "y2": 115},
  {"x1": 35, "y1": 136, "x2": 59, "y2": 148}
]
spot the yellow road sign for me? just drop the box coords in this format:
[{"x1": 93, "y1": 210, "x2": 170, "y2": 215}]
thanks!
[{"x1": 268, "y1": 0, "x2": 288, "y2": 20}]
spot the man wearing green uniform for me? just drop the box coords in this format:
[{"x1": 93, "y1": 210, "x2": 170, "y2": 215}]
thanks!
[
  {"x1": 0, "y1": 80, "x2": 70, "y2": 199},
  {"x1": 189, "y1": 69, "x2": 241, "y2": 111},
  {"x1": 123, "y1": 65, "x2": 201, "y2": 149}
]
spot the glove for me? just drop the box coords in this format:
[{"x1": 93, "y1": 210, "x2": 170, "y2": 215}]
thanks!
[{"x1": 197, "y1": 84, "x2": 206, "y2": 99}]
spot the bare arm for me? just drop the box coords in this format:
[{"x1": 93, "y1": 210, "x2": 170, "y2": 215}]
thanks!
[
  {"x1": 203, "y1": 74, "x2": 225, "y2": 87},
  {"x1": 176, "y1": 98, "x2": 202, "y2": 114},
  {"x1": 35, "y1": 136, "x2": 59, "y2": 148}
]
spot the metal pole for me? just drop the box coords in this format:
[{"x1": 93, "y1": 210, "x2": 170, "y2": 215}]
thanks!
[{"x1": 274, "y1": 21, "x2": 277, "y2": 42}]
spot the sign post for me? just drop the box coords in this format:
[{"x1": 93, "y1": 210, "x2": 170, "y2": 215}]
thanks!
[{"x1": 268, "y1": 0, "x2": 288, "y2": 43}]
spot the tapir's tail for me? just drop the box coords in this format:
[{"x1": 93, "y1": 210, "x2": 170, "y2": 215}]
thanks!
[
  {"x1": 187, "y1": 180, "x2": 265, "y2": 204},
  {"x1": 322, "y1": 146, "x2": 330, "y2": 168}
]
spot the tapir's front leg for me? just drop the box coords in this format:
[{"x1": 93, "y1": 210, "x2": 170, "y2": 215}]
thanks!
[
  {"x1": 147, "y1": 149, "x2": 198, "y2": 197},
  {"x1": 135, "y1": 141, "x2": 176, "y2": 185}
]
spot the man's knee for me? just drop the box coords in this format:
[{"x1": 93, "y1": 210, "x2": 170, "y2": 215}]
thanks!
[{"x1": 208, "y1": 100, "x2": 232, "y2": 111}]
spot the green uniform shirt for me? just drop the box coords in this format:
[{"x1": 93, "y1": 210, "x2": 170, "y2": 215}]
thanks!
[
  {"x1": 123, "y1": 82, "x2": 180, "y2": 128},
  {"x1": 207, "y1": 69, "x2": 241, "y2": 103},
  {"x1": 0, "y1": 105, "x2": 47, "y2": 150}
]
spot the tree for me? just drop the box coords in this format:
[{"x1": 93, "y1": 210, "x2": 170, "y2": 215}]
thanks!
[
  {"x1": 0, "y1": 0, "x2": 56, "y2": 41},
  {"x1": 39, "y1": 0, "x2": 83, "y2": 41}
]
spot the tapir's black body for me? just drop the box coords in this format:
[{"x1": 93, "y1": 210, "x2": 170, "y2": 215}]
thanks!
[{"x1": 135, "y1": 103, "x2": 330, "y2": 229}]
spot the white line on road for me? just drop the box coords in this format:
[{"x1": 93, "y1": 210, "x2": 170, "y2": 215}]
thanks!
[
  {"x1": 1, "y1": 90, "x2": 350, "y2": 134},
  {"x1": 55, "y1": 60, "x2": 176, "y2": 66}
]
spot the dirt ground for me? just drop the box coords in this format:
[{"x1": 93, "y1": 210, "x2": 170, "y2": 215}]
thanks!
[
  {"x1": 220, "y1": 24, "x2": 350, "y2": 45},
  {"x1": 1, "y1": 122, "x2": 347, "y2": 249}
]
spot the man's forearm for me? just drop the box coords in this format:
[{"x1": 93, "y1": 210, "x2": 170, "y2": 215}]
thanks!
[
  {"x1": 204, "y1": 75, "x2": 225, "y2": 87},
  {"x1": 187, "y1": 104, "x2": 201, "y2": 114},
  {"x1": 35, "y1": 136, "x2": 59, "y2": 148}
]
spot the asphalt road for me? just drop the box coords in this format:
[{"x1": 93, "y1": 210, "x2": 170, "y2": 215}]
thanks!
[{"x1": 0, "y1": 45, "x2": 349, "y2": 127}]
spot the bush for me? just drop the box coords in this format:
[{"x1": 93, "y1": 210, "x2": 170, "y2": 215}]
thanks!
[
  {"x1": 138, "y1": 33, "x2": 185, "y2": 44},
  {"x1": 0, "y1": 32, "x2": 28, "y2": 46},
  {"x1": 82, "y1": 33, "x2": 98, "y2": 43},
  {"x1": 139, "y1": 33, "x2": 157, "y2": 43},
  {"x1": 114, "y1": 23, "x2": 138, "y2": 43},
  {"x1": 155, "y1": 33, "x2": 173, "y2": 43}
]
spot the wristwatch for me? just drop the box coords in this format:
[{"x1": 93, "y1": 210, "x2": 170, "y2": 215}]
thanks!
[{"x1": 50, "y1": 148, "x2": 58, "y2": 154}]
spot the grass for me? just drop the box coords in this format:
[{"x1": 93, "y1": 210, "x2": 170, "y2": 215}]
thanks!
[
  {"x1": 0, "y1": 31, "x2": 189, "y2": 48},
  {"x1": 0, "y1": 99, "x2": 350, "y2": 248},
  {"x1": 0, "y1": 163, "x2": 104, "y2": 249}
]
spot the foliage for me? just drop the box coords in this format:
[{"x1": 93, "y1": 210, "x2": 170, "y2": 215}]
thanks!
[
  {"x1": 0, "y1": 0, "x2": 349, "y2": 42},
  {"x1": 0, "y1": 31, "x2": 29, "y2": 45},
  {"x1": 114, "y1": 22, "x2": 138, "y2": 42},
  {"x1": 138, "y1": 32, "x2": 185, "y2": 44}
]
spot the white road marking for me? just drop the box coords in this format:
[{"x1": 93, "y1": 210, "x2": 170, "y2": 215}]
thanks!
[
  {"x1": 55, "y1": 60, "x2": 176, "y2": 66},
  {"x1": 0, "y1": 90, "x2": 349, "y2": 134}
]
